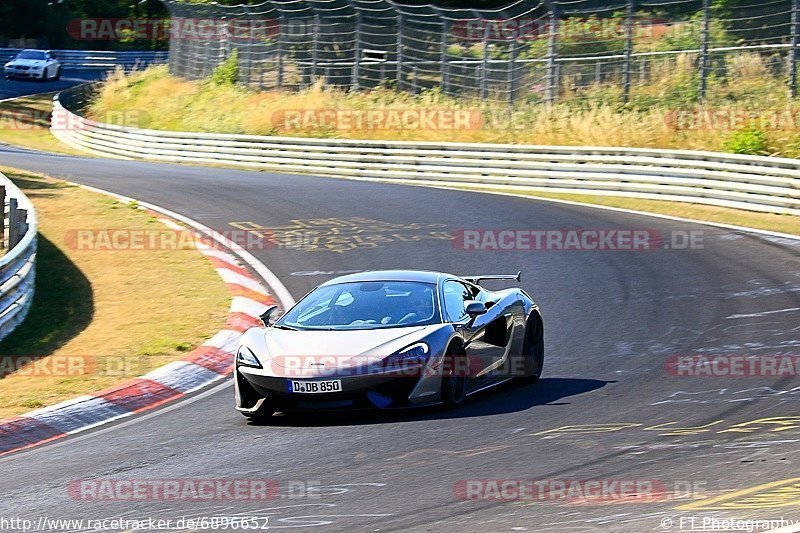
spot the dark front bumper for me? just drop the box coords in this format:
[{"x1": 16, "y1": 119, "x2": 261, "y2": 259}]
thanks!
[
  {"x1": 237, "y1": 366, "x2": 424, "y2": 410},
  {"x1": 5, "y1": 70, "x2": 39, "y2": 79}
]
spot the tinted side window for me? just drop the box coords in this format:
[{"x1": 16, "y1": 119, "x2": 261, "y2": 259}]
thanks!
[{"x1": 443, "y1": 281, "x2": 470, "y2": 322}]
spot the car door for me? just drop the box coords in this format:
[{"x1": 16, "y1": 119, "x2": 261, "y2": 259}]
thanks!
[
  {"x1": 442, "y1": 280, "x2": 508, "y2": 384},
  {"x1": 44, "y1": 53, "x2": 54, "y2": 78}
]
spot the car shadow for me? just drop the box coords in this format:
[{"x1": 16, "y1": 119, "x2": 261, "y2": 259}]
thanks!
[{"x1": 247, "y1": 377, "x2": 614, "y2": 427}]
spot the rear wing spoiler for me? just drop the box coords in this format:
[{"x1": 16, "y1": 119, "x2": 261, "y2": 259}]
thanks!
[{"x1": 462, "y1": 271, "x2": 521, "y2": 285}]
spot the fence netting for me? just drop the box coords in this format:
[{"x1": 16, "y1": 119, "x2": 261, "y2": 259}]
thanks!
[{"x1": 162, "y1": 0, "x2": 800, "y2": 104}]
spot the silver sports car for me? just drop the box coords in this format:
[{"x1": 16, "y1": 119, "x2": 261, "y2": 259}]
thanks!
[{"x1": 234, "y1": 270, "x2": 543, "y2": 418}]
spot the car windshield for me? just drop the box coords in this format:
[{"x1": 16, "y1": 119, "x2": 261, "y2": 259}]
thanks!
[
  {"x1": 278, "y1": 281, "x2": 440, "y2": 330},
  {"x1": 16, "y1": 51, "x2": 46, "y2": 60}
]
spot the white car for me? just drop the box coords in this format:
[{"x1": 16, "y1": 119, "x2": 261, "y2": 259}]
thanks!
[{"x1": 4, "y1": 50, "x2": 61, "y2": 81}]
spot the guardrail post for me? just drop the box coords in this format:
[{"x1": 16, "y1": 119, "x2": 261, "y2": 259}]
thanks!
[
  {"x1": 351, "y1": 11, "x2": 362, "y2": 91},
  {"x1": 791, "y1": 0, "x2": 800, "y2": 98},
  {"x1": 621, "y1": 0, "x2": 636, "y2": 103},
  {"x1": 699, "y1": 0, "x2": 711, "y2": 102},
  {"x1": 0, "y1": 186, "x2": 5, "y2": 251},
  {"x1": 544, "y1": 1, "x2": 560, "y2": 107},
  {"x1": 7, "y1": 198, "x2": 19, "y2": 251}
]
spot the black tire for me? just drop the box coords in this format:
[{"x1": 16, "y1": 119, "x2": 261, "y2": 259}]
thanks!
[
  {"x1": 53, "y1": 67, "x2": 61, "y2": 81},
  {"x1": 39, "y1": 70, "x2": 46, "y2": 82},
  {"x1": 441, "y1": 345, "x2": 468, "y2": 409},
  {"x1": 521, "y1": 312, "x2": 544, "y2": 384}
]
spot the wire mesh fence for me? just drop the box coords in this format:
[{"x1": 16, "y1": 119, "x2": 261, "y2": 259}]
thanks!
[{"x1": 161, "y1": 0, "x2": 800, "y2": 105}]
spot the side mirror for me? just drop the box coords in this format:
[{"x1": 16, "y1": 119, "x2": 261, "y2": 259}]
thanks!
[
  {"x1": 465, "y1": 301, "x2": 487, "y2": 317},
  {"x1": 259, "y1": 305, "x2": 279, "y2": 327}
]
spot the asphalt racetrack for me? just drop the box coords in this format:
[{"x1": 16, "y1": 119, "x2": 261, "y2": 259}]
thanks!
[
  {"x1": 0, "y1": 141, "x2": 799, "y2": 532},
  {"x1": 0, "y1": 69, "x2": 104, "y2": 100}
]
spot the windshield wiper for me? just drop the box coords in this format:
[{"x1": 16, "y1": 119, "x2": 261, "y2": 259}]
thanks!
[{"x1": 272, "y1": 324, "x2": 298, "y2": 331}]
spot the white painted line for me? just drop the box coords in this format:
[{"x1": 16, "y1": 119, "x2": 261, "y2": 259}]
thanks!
[
  {"x1": 202, "y1": 329, "x2": 242, "y2": 350},
  {"x1": 230, "y1": 296, "x2": 266, "y2": 317},
  {"x1": 218, "y1": 268, "x2": 270, "y2": 294},
  {"x1": 725, "y1": 307, "x2": 800, "y2": 319},
  {"x1": 196, "y1": 247, "x2": 241, "y2": 265},
  {"x1": 157, "y1": 217, "x2": 184, "y2": 231}
]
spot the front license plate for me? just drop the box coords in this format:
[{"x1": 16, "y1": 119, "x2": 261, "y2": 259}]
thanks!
[{"x1": 288, "y1": 379, "x2": 342, "y2": 394}]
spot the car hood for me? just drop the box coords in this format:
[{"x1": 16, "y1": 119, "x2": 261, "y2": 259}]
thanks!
[
  {"x1": 257, "y1": 325, "x2": 436, "y2": 376},
  {"x1": 7, "y1": 59, "x2": 46, "y2": 67}
]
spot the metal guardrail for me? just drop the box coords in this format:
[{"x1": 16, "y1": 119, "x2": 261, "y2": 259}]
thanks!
[
  {"x1": 0, "y1": 49, "x2": 167, "y2": 70},
  {"x1": 52, "y1": 91, "x2": 800, "y2": 216},
  {"x1": 0, "y1": 171, "x2": 37, "y2": 343}
]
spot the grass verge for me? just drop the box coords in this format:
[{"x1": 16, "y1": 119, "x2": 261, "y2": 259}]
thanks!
[
  {"x1": 0, "y1": 92, "x2": 86, "y2": 155},
  {"x1": 92, "y1": 62, "x2": 800, "y2": 156},
  {"x1": 0, "y1": 167, "x2": 230, "y2": 418}
]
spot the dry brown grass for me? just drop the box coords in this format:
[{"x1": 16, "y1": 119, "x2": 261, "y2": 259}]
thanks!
[
  {"x1": 90, "y1": 60, "x2": 800, "y2": 156},
  {"x1": 0, "y1": 167, "x2": 230, "y2": 418}
]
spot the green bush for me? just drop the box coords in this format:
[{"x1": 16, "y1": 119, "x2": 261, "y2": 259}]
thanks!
[
  {"x1": 723, "y1": 128, "x2": 770, "y2": 155},
  {"x1": 209, "y1": 49, "x2": 239, "y2": 85}
]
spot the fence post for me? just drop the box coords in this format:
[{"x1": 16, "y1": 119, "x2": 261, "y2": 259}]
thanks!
[
  {"x1": 412, "y1": 66, "x2": 418, "y2": 94},
  {"x1": 544, "y1": 1, "x2": 559, "y2": 107},
  {"x1": 311, "y1": 14, "x2": 321, "y2": 84},
  {"x1": 351, "y1": 11, "x2": 362, "y2": 90},
  {"x1": 698, "y1": 0, "x2": 711, "y2": 101},
  {"x1": 621, "y1": 0, "x2": 636, "y2": 103},
  {"x1": 440, "y1": 18, "x2": 450, "y2": 93},
  {"x1": 595, "y1": 61, "x2": 601, "y2": 84},
  {"x1": 481, "y1": 22, "x2": 490, "y2": 99},
  {"x1": 508, "y1": 39, "x2": 518, "y2": 104},
  {"x1": 791, "y1": 0, "x2": 800, "y2": 98},
  {"x1": 277, "y1": 15, "x2": 286, "y2": 89},
  {"x1": 397, "y1": 13, "x2": 404, "y2": 89}
]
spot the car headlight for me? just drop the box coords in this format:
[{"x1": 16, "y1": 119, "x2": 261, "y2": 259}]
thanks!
[
  {"x1": 236, "y1": 346, "x2": 262, "y2": 368},
  {"x1": 386, "y1": 342, "x2": 430, "y2": 368}
]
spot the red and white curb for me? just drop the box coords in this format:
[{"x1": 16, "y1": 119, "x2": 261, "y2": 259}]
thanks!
[{"x1": 0, "y1": 189, "x2": 294, "y2": 457}]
